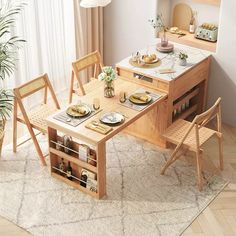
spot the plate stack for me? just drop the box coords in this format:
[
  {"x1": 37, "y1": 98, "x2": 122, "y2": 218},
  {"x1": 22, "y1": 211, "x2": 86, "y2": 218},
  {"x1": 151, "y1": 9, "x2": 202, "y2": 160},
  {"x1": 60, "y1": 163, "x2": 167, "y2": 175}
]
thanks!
[{"x1": 156, "y1": 43, "x2": 174, "y2": 53}]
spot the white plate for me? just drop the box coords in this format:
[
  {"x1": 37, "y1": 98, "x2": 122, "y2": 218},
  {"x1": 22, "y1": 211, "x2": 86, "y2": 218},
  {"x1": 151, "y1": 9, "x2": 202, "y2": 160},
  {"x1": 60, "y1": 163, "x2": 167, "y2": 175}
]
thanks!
[
  {"x1": 100, "y1": 112, "x2": 125, "y2": 125},
  {"x1": 140, "y1": 57, "x2": 159, "y2": 64},
  {"x1": 66, "y1": 104, "x2": 91, "y2": 118}
]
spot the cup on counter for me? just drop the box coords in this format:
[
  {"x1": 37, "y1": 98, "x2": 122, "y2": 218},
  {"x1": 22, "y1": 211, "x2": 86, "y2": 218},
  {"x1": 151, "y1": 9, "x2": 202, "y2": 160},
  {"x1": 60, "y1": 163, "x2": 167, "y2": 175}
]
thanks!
[{"x1": 93, "y1": 98, "x2": 100, "y2": 110}]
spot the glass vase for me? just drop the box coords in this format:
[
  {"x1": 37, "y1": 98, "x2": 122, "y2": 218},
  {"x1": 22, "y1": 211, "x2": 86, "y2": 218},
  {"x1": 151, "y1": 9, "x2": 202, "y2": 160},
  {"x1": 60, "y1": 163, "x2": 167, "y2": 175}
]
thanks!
[
  {"x1": 104, "y1": 80, "x2": 115, "y2": 98},
  {"x1": 161, "y1": 31, "x2": 168, "y2": 47}
]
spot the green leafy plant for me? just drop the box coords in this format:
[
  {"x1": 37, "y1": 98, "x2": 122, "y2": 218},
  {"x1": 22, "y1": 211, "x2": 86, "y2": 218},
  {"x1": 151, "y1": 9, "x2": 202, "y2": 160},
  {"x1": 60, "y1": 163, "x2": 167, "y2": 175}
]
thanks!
[
  {"x1": 0, "y1": 2, "x2": 25, "y2": 122},
  {"x1": 149, "y1": 13, "x2": 167, "y2": 33},
  {"x1": 0, "y1": 89, "x2": 14, "y2": 120},
  {"x1": 179, "y1": 52, "x2": 188, "y2": 60}
]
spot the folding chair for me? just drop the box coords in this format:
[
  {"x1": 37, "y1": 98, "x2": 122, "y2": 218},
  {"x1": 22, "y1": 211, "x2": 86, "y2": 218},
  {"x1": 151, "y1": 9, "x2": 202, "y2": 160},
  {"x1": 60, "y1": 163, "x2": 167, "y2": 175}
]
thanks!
[
  {"x1": 13, "y1": 73, "x2": 60, "y2": 166},
  {"x1": 160, "y1": 98, "x2": 223, "y2": 191}
]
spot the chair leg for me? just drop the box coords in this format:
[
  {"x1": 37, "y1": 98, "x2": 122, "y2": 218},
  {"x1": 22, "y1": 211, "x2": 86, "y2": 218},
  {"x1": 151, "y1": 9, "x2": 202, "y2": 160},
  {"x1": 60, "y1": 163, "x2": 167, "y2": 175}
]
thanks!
[
  {"x1": 217, "y1": 134, "x2": 224, "y2": 171},
  {"x1": 160, "y1": 149, "x2": 181, "y2": 175},
  {"x1": 13, "y1": 98, "x2": 17, "y2": 153},
  {"x1": 69, "y1": 71, "x2": 74, "y2": 104},
  {"x1": 196, "y1": 151, "x2": 203, "y2": 191},
  {"x1": 161, "y1": 146, "x2": 188, "y2": 175},
  {"x1": 160, "y1": 152, "x2": 176, "y2": 175},
  {"x1": 27, "y1": 125, "x2": 47, "y2": 166}
]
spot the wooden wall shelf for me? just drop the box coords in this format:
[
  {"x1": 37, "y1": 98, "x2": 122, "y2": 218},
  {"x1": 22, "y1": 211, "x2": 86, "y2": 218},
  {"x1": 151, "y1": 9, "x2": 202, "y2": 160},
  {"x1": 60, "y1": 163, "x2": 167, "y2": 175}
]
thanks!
[
  {"x1": 192, "y1": 0, "x2": 221, "y2": 6},
  {"x1": 160, "y1": 31, "x2": 217, "y2": 52}
]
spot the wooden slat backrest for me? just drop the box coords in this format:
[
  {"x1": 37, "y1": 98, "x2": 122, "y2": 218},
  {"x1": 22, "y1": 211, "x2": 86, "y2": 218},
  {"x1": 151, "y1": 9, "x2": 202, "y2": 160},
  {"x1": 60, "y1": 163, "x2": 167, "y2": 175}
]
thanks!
[
  {"x1": 17, "y1": 76, "x2": 46, "y2": 98},
  {"x1": 194, "y1": 97, "x2": 221, "y2": 129},
  {"x1": 72, "y1": 51, "x2": 102, "y2": 73},
  {"x1": 14, "y1": 73, "x2": 60, "y2": 108},
  {"x1": 69, "y1": 51, "x2": 104, "y2": 98}
]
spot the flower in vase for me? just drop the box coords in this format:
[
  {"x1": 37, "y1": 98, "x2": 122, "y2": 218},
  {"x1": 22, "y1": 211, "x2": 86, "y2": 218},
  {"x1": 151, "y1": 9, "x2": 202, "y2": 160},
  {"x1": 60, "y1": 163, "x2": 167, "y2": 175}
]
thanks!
[
  {"x1": 98, "y1": 66, "x2": 117, "y2": 82},
  {"x1": 149, "y1": 13, "x2": 167, "y2": 33}
]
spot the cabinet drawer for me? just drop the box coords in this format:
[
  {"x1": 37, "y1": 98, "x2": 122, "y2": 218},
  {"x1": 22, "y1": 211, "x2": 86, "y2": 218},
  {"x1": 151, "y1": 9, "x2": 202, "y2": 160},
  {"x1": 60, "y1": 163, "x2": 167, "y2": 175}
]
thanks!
[{"x1": 117, "y1": 67, "x2": 169, "y2": 92}]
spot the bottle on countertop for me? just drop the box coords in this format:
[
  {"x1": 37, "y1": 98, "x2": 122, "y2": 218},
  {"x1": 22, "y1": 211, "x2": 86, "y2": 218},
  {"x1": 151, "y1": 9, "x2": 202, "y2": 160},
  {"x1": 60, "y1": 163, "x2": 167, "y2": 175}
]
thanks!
[
  {"x1": 66, "y1": 161, "x2": 73, "y2": 180},
  {"x1": 189, "y1": 12, "x2": 196, "y2": 34}
]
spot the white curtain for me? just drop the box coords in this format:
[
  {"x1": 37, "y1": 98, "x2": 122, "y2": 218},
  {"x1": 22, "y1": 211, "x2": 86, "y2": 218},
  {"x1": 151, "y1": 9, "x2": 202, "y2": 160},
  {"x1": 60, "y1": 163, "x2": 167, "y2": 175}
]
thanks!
[{"x1": 1, "y1": 0, "x2": 76, "y2": 97}]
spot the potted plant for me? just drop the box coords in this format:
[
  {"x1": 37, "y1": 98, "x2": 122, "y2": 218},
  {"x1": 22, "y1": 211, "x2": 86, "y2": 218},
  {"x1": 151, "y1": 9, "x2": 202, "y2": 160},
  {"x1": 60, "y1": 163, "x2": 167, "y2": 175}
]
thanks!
[
  {"x1": 98, "y1": 66, "x2": 117, "y2": 98},
  {"x1": 179, "y1": 52, "x2": 188, "y2": 66},
  {"x1": 149, "y1": 13, "x2": 168, "y2": 47},
  {"x1": 0, "y1": 3, "x2": 25, "y2": 155}
]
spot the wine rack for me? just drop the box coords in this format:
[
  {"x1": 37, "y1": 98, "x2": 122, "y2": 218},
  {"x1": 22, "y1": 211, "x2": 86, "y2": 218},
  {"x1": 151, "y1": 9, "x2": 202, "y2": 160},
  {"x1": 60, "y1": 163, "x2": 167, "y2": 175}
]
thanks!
[
  {"x1": 172, "y1": 86, "x2": 200, "y2": 122},
  {"x1": 48, "y1": 128, "x2": 100, "y2": 198}
]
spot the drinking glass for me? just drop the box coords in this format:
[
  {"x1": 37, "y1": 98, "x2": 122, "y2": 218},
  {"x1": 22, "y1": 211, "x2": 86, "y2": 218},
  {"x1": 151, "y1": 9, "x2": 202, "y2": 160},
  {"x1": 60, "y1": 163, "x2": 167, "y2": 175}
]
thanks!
[
  {"x1": 93, "y1": 98, "x2": 100, "y2": 110},
  {"x1": 119, "y1": 91, "x2": 126, "y2": 103}
]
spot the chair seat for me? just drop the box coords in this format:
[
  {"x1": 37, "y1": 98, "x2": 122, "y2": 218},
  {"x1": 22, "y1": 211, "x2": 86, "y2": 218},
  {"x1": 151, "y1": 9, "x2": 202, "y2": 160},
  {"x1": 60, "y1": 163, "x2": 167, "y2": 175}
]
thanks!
[
  {"x1": 17, "y1": 104, "x2": 58, "y2": 133},
  {"x1": 163, "y1": 119, "x2": 216, "y2": 150}
]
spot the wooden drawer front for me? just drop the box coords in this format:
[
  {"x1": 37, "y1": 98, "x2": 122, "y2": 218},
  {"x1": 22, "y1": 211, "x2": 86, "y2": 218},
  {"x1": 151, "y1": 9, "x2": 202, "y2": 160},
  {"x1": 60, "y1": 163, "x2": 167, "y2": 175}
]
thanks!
[
  {"x1": 173, "y1": 58, "x2": 209, "y2": 100},
  {"x1": 117, "y1": 67, "x2": 169, "y2": 92},
  {"x1": 117, "y1": 68, "x2": 134, "y2": 80},
  {"x1": 156, "y1": 80, "x2": 169, "y2": 91}
]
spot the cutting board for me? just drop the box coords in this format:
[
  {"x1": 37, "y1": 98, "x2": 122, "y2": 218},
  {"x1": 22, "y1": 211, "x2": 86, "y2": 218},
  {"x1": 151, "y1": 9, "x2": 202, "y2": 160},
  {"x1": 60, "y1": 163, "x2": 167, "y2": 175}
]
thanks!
[{"x1": 172, "y1": 3, "x2": 192, "y2": 31}]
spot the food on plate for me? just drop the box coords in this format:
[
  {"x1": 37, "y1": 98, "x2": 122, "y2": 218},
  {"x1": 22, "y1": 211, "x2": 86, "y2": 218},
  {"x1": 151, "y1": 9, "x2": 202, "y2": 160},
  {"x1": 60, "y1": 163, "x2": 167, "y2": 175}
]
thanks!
[
  {"x1": 132, "y1": 94, "x2": 149, "y2": 102},
  {"x1": 71, "y1": 105, "x2": 86, "y2": 114},
  {"x1": 142, "y1": 54, "x2": 157, "y2": 63}
]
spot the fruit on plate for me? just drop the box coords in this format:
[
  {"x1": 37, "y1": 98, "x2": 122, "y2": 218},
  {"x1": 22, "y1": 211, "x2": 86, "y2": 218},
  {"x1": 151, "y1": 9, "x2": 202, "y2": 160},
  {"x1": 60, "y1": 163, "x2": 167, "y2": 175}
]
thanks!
[
  {"x1": 132, "y1": 94, "x2": 149, "y2": 102},
  {"x1": 71, "y1": 105, "x2": 86, "y2": 114},
  {"x1": 142, "y1": 54, "x2": 157, "y2": 63}
]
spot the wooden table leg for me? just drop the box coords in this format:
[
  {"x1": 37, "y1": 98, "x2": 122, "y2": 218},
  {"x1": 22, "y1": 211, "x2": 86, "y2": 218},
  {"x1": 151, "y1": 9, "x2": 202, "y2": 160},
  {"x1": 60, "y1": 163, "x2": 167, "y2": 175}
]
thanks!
[{"x1": 96, "y1": 141, "x2": 106, "y2": 199}]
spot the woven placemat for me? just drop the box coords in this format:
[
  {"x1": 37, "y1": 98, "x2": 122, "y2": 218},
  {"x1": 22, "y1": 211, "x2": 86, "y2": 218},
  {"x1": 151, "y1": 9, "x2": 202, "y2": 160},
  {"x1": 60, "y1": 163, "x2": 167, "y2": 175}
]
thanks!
[
  {"x1": 129, "y1": 58, "x2": 162, "y2": 68},
  {"x1": 53, "y1": 108, "x2": 102, "y2": 127},
  {"x1": 119, "y1": 88, "x2": 162, "y2": 111}
]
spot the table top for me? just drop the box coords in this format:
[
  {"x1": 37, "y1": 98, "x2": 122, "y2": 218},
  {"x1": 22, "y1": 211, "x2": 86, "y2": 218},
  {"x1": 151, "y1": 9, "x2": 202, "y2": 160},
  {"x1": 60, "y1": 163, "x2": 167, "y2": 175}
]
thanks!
[
  {"x1": 46, "y1": 77, "x2": 167, "y2": 145},
  {"x1": 116, "y1": 41, "x2": 212, "y2": 82}
]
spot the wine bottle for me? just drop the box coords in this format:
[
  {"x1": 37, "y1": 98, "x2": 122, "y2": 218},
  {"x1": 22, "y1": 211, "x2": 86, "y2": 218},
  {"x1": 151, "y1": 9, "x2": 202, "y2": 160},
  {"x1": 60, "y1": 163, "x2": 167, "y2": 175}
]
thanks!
[
  {"x1": 66, "y1": 161, "x2": 73, "y2": 180},
  {"x1": 59, "y1": 158, "x2": 65, "y2": 175},
  {"x1": 80, "y1": 172, "x2": 87, "y2": 187}
]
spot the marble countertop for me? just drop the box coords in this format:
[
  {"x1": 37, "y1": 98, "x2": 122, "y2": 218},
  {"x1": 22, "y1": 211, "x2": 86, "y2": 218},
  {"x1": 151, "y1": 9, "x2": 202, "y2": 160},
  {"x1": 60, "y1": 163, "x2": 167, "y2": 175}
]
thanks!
[{"x1": 116, "y1": 41, "x2": 212, "y2": 82}]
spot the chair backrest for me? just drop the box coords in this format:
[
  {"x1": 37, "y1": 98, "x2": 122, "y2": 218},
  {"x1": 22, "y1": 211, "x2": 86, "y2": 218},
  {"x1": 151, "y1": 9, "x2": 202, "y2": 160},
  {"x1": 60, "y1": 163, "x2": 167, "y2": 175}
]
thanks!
[
  {"x1": 70, "y1": 51, "x2": 103, "y2": 97},
  {"x1": 72, "y1": 51, "x2": 103, "y2": 76},
  {"x1": 174, "y1": 98, "x2": 222, "y2": 151},
  {"x1": 193, "y1": 97, "x2": 222, "y2": 132},
  {"x1": 14, "y1": 73, "x2": 60, "y2": 110}
]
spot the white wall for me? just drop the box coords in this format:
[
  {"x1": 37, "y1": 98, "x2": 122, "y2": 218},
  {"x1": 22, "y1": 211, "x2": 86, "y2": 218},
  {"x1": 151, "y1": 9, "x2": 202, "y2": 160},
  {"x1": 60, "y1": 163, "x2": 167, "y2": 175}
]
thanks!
[
  {"x1": 169, "y1": 0, "x2": 220, "y2": 26},
  {"x1": 104, "y1": 0, "x2": 157, "y2": 66},
  {"x1": 208, "y1": 0, "x2": 236, "y2": 126},
  {"x1": 104, "y1": 0, "x2": 236, "y2": 126}
]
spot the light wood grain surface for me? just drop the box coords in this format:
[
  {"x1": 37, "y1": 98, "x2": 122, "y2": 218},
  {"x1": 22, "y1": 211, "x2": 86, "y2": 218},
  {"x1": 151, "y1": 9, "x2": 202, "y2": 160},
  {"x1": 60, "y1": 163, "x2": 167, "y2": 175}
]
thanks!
[
  {"x1": 160, "y1": 31, "x2": 217, "y2": 52},
  {"x1": 47, "y1": 77, "x2": 167, "y2": 145}
]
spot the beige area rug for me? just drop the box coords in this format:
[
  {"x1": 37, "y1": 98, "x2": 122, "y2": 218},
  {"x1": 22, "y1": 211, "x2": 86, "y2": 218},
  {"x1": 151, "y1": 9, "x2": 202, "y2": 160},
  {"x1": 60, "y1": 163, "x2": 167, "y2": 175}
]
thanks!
[{"x1": 0, "y1": 133, "x2": 227, "y2": 236}]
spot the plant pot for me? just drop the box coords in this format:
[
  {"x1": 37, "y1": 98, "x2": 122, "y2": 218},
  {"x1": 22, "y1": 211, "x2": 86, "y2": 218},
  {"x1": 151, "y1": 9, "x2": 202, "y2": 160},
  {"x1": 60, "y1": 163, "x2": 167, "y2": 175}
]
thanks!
[
  {"x1": 104, "y1": 80, "x2": 115, "y2": 98},
  {"x1": 0, "y1": 120, "x2": 5, "y2": 157},
  {"x1": 179, "y1": 58, "x2": 187, "y2": 66}
]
